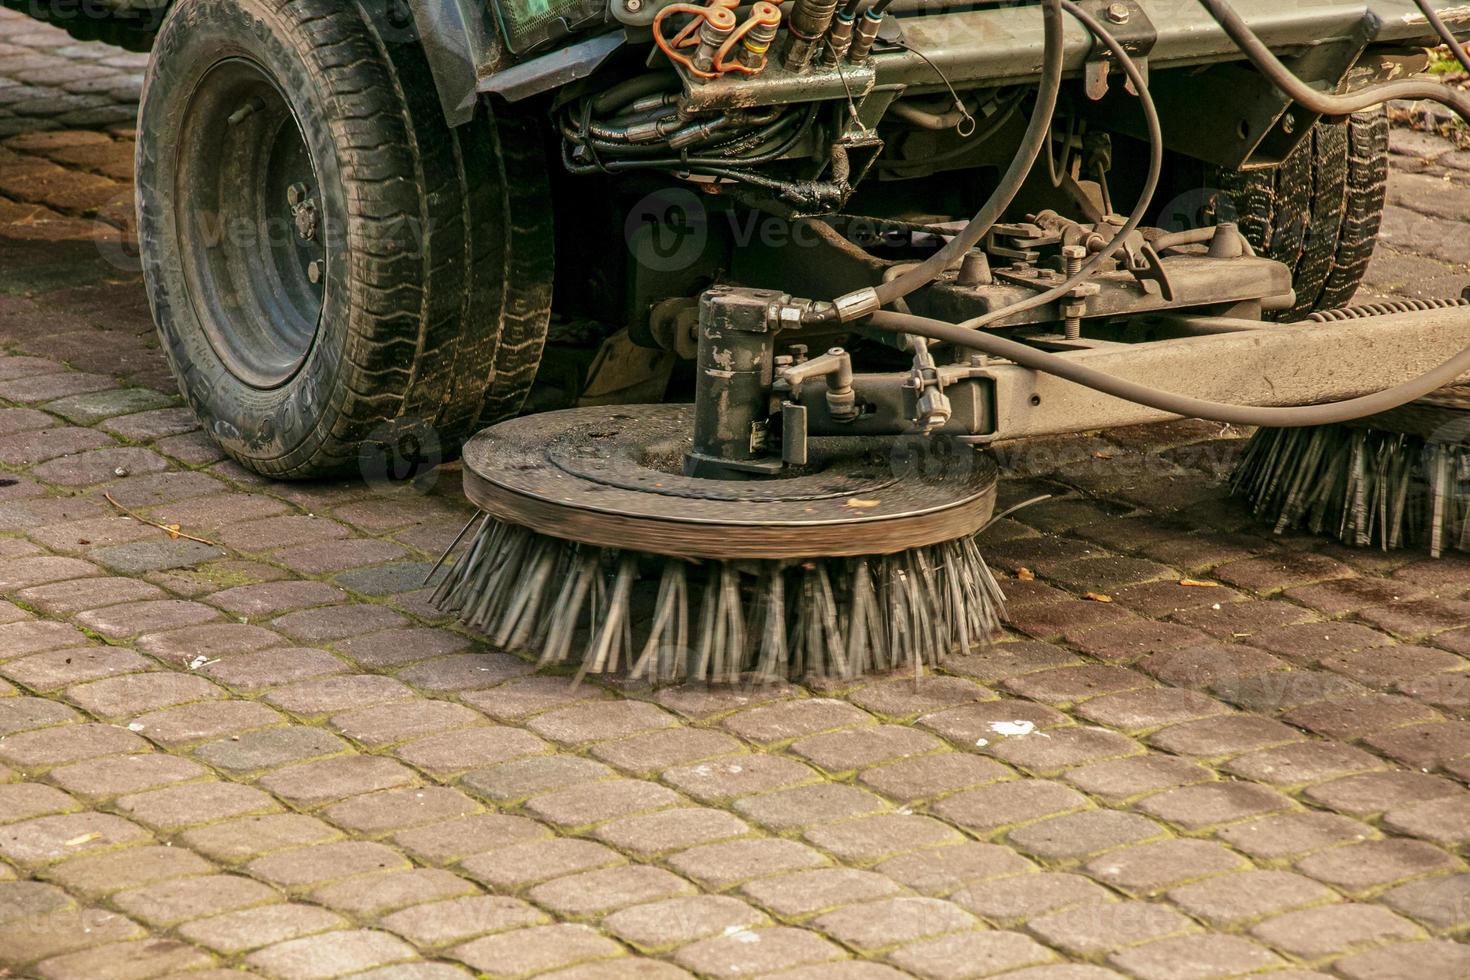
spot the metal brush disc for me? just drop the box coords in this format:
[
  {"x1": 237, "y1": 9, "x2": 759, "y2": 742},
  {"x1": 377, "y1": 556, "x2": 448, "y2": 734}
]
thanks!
[{"x1": 459, "y1": 404, "x2": 998, "y2": 560}]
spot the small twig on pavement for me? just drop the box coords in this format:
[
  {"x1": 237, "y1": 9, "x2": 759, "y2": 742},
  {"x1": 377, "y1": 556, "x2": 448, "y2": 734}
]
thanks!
[{"x1": 103, "y1": 492, "x2": 218, "y2": 547}]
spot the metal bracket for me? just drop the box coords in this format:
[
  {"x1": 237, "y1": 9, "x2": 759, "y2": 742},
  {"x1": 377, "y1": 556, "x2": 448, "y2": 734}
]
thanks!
[{"x1": 1079, "y1": 0, "x2": 1156, "y2": 102}]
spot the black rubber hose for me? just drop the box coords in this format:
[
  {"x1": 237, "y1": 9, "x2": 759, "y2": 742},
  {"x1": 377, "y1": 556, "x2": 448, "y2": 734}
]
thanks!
[
  {"x1": 868, "y1": 309, "x2": 1470, "y2": 427},
  {"x1": 1198, "y1": 0, "x2": 1470, "y2": 119},
  {"x1": 855, "y1": 0, "x2": 1065, "y2": 312},
  {"x1": 945, "y1": 0, "x2": 1162, "y2": 331},
  {"x1": 1414, "y1": 0, "x2": 1470, "y2": 76}
]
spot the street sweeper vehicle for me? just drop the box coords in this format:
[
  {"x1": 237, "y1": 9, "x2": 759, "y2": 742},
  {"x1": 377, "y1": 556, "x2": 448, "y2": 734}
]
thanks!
[{"x1": 75, "y1": 0, "x2": 1470, "y2": 677}]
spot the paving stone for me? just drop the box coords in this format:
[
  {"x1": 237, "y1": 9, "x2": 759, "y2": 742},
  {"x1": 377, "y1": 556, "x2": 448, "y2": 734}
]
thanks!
[
  {"x1": 1222, "y1": 741, "x2": 1385, "y2": 787},
  {"x1": 930, "y1": 780, "x2": 1090, "y2": 837},
  {"x1": 330, "y1": 699, "x2": 482, "y2": 749},
  {"x1": 668, "y1": 838, "x2": 830, "y2": 891},
  {"x1": 128, "y1": 700, "x2": 284, "y2": 746},
  {"x1": 257, "y1": 755, "x2": 417, "y2": 809},
  {"x1": 198, "y1": 647, "x2": 346, "y2": 691},
  {"x1": 193, "y1": 726, "x2": 348, "y2": 775},
  {"x1": 311, "y1": 868, "x2": 479, "y2": 917},
  {"x1": 246, "y1": 841, "x2": 410, "y2": 890},
  {"x1": 1283, "y1": 693, "x2": 1443, "y2": 741},
  {"x1": 1215, "y1": 811, "x2": 1374, "y2": 862},
  {"x1": 45, "y1": 753, "x2": 206, "y2": 801},
  {"x1": 1027, "y1": 900, "x2": 1197, "y2": 956},
  {"x1": 1333, "y1": 939, "x2": 1470, "y2": 980},
  {"x1": 1166, "y1": 870, "x2": 1336, "y2": 927},
  {"x1": 1008, "y1": 809, "x2": 1165, "y2": 863},
  {"x1": 458, "y1": 754, "x2": 608, "y2": 805},
  {"x1": 1303, "y1": 770, "x2": 1465, "y2": 817},
  {"x1": 886, "y1": 930, "x2": 1056, "y2": 980},
  {"x1": 264, "y1": 675, "x2": 416, "y2": 716},
  {"x1": 590, "y1": 727, "x2": 743, "y2": 777},
  {"x1": 593, "y1": 806, "x2": 750, "y2": 858},
  {"x1": 603, "y1": 894, "x2": 763, "y2": 950},
  {"x1": 1294, "y1": 838, "x2": 1463, "y2": 897},
  {"x1": 112, "y1": 873, "x2": 279, "y2": 927},
  {"x1": 803, "y1": 813, "x2": 962, "y2": 865},
  {"x1": 734, "y1": 782, "x2": 891, "y2": 831},
  {"x1": 114, "y1": 781, "x2": 280, "y2": 832},
  {"x1": 182, "y1": 814, "x2": 343, "y2": 867},
  {"x1": 0, "y1": 811, "x2": 146, "y2": 866},
  {"x1": 1107, "y1": 933, "x2": 1283, "y2": 980},
  {"x1": 1146, "y1": 714, "x2": 1302, "y2": 758},
  {"x1": 529, "y1": 864, "x2": 694, "y2": 919},
  {"x1": 42, "y1": 844, "x2": 211, "y2": 899},
  {"x1": 0, "y1": 721, "x2": 145, "y2": 768},
  {"x1": 452, "y1": 923, "x2": 623, "y2": 977},
  {"x1": 857, "y1": 752, "x2": 1010, "y2": 804},
  {"x1": 393, "y1": 813, "x2": 547, "y2": 866},
  {"x1": 460, "y1": 838, "x2": 626, "y2": 892},
  {"x1": 789, "y1": 725, "x2": 945, "y2": 773},
  {"x1": 1381, "y1": 873, "x2": 1470, "y2": 931},
  {"x1": 1083, "y1": 838, "x2": 1244, "y2": 894},
  {"x1": 1248, "y1": 904, "x2": 1421, "y2": 959},
  {"x1": 662, "y1": 754, "x2": 818, "y2": 804},
  {"x1": 321, "y1": 786, "x2": 480, "y2": 837},
  {"x1": 15, "y1": 576, "x2": 164, "y2": 615},
  {"x1": 2, "y1": 645, "x2": 150, "y2": 692},
  {"x1": 845, "y1": 675, "x2": 995, "y2": 720},
  {"x1": 32, "y1": 937, "x2": 214, "y2": 980},
  {"x1": 379, "y1": 895, "x2": 544, "y2": 948},
  {"x1": 245, "y1": 929, "x2": 417, "y2": 979},
  {"x1": 673, "y1": 925, "x2": 844, "y2": 978},
  {"x1": 65, "y1": 671, "x2": 221, "y2": 718},
  {"x1": 179, "y1": 903, "x2": 346, "y2": 955},
  {"x1": 874, "y1": 842, "x2": 1034, "y2": 895},
  {"x1": 1381, "y1": 794, "x2": 1470, "y2": 844}
]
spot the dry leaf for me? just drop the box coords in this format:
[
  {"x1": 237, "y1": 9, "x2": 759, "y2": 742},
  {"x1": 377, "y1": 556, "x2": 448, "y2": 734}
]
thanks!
[
  {"x1": 1091, "y1": 451, "x2": 1114, "y2": 460},
  {"x1": 165, "y1": 524, "x2": 182, "y2": 540},
  {"x1": 846, "y1": 499, "x2": 881, "y2": 509},
  {"x1": 1084, "y1": 592, "x2": 1113, "y2": 603},
  {"x1": 1179, "y1": 579, "x2": 1219, "y2": 588},
  {"x1": 64, "y1": 832, "x2": 102, "y2": 847},
  {"x1": 1016, "y1": 567, "x2": 1036, "y2": 581}
]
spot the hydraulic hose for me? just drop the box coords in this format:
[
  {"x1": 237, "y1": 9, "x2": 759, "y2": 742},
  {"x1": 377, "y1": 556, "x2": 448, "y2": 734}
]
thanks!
[
  {"x1": 868, "y1": 309, "x2": 1470, "y2": 427},
  {"x1": 809, "y1": 0, "x2": 1065, "y2": 321},
  {"x1": 946, "y1": 0, "x2": 1162, "y2": 331},
  {"x1": 1413, "y1": 0, "x2": 1470, "y2": 76},
  {"x1": 854, "y1": 0, "x2": 1470, "y2": 431},
  {"x1": 1197, "y1": 0, "x2": 1470, "y2": 120}
]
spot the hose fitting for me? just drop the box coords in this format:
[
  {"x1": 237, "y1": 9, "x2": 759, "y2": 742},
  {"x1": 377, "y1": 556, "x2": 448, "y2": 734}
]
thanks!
[
  {"x1": 692, "y1": 6, "x2": 738, "y2": 75},
  {"x1": 847, "y1": 8, "x2": 882, "y2": 63},
  {"x1": 822, "y1": 11, "x2": 855, "y2": 65},
  {"x1": 740, "y1": 2, "x2": 783, "y2": 71},
  {"x1": 784, "y1": 0, "x2": 840, "y2": 70}
]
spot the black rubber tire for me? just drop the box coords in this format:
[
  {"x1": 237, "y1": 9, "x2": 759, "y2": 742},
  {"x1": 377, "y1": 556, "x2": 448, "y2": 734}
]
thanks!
[
  {"x1": 1202, "y1": 108, "x2": 1389, "y2": 320},
  {"x1": 135, "y1": 0, "x2": 553, "y2": 479}
]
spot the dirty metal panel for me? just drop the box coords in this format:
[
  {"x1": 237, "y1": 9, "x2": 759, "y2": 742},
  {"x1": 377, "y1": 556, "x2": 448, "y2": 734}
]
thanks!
[{"x1": 980, "y1": 307, "x2": 1470, "y2": 440}]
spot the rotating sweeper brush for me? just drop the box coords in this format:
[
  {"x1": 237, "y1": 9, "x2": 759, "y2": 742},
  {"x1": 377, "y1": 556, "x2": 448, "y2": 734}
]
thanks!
[
  {"x1": 432, "y1": 405, "x2": 1005, "y2": 683},
  {"x1": 429, "y1": 0, "x2": 1470, "y2": 682}
]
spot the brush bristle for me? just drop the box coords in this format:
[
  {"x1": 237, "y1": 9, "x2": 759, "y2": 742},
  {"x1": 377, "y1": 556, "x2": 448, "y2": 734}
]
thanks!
[
  {"x1": 432, "y1": 516, "x2": 1007, "y2": 683},
  {"x1": 1232, "y1": 424, "x2": 1470, "y2": 557}
]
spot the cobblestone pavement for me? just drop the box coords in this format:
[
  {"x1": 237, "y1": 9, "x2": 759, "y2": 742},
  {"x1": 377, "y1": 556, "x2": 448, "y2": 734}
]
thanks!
[{"x1": 4, "y1": 8, "x2": 1470, "y2": 980}]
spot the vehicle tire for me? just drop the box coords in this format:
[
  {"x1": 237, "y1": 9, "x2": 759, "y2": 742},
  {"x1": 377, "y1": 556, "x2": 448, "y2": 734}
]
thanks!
[
  {"x1": 1162, "y1": 107, "x2": 1388, "y2": 321},
  {"x1": 135, "y1": 0, "x2": 553, "y2": 479}
]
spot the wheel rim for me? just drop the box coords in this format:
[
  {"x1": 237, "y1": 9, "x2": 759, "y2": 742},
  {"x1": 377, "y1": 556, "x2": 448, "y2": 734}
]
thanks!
[{"x1": 175, "y1": 58, "x2": 326, "y2": 390}]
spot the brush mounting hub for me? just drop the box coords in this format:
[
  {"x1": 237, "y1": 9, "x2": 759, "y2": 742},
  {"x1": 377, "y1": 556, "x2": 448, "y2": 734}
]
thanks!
[{"x1": 459, "y1": 403, "x2": 997, "y2": 560}]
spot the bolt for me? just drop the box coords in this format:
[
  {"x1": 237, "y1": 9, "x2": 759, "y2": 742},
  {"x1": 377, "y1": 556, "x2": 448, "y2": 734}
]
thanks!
[
  {"x1": 1060, "y1": 245, "x2": 1088, "y2": 340},
  {"x1": 1281, "y1": 113, "x2": 1296, "y2": 135},
  {"x1": 286, "y1": 182, "x2": 310, "y2": 207},
  {"x1": 1105, "y1": 2, "x2": 1129, "y2": 23},
  {"x1": 308, "y1": 260, "x2": 324, "y2": 284},
  {"x1": 625, "y1": 0, "x2": 642, "y2": 11}
]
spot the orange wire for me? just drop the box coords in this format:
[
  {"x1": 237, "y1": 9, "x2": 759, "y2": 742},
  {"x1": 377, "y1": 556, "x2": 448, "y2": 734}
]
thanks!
[
  {"x1": 714, "y1": 4, "x2": 781, "y2": 75},
  {"x1": 653, "y1": 3, "x2": 719, "y2": 78}
]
